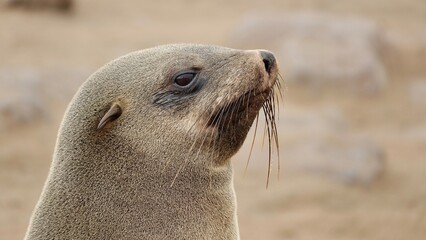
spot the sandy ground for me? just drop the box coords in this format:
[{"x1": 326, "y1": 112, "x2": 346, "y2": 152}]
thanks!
[{"x1": 1, "y1": 0, "x2": 425, "y2": 239}]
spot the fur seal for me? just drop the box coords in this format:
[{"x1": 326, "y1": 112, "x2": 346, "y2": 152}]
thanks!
[{"x1": 25, "y1": 44, "x2": 280, "y2": 240}]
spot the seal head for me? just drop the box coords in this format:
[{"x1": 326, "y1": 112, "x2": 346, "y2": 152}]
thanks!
[{"x1": 25, "y1": 44, "x2": 280, "y2": 240}]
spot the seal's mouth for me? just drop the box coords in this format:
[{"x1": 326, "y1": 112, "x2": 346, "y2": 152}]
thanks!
[
  {"x1": 184, "y1": 71, "x2": 283, "y2": 188},
  {"x1": 206, "y1": 88, "x2": 271, "y2": 131}
]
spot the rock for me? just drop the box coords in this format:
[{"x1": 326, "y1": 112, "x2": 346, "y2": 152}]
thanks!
[
  {"x1": 421, "y1": 31, "x2": 426, "y2": 49},
  {"x1": 280, "y1": 105, "x2": 346, "y2": 137},
  {"x1": 245, "y1": 105, "x2": 386, "y2": 186},
  {"x1": 0, "y1": 68, "x2": 48, "y2": 129},
  {"x1": 231, "y1": 12, "x2": 388, "y2": 95},
  {"x1": 0, "y1": 98, "x2": 46, "y2": 128},
  {"x1": 285, "y1": 135, "x2": 385, "y2": 186},
  {"x1": 402, "y1": 127, "x2": 426, "y2": 142},
  {"x1": 0, "y1": 66, "x2": 90, "y2": 130},
  {"x1": 5, "y1": 0, "x2": 73, "y2": 11},
  {"x1": 409, "y1": 78, "x2": 426, "y2": 108},
  {"x1": 279, "y1": 106, "x2": 385, "y2": 185},
  {"x1": 42, "y1": 67, "x2": 90, "y2": 102}
]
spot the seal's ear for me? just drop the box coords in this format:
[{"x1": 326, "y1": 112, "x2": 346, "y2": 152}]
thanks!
[{"x1": 97, "y1": 103, "x2": 122, "y2": 130}]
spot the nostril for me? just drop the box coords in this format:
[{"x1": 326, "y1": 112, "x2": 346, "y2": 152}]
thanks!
[
  {"x1": 260, "y1": 51, "x2": 276, "y2": 74},
  {"x1": 263, "y1": 58, "x2": 272, "y2": 74}
]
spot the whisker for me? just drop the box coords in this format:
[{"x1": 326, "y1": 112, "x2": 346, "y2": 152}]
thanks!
[
  {"x1": 276, "y1": 73, "x2": 285, "y2": 102},
  {"x1": 269, "y1": 98, "x2": 280, "y2": 181},
  {"x1": 262, "y1": 92, "x2": 281, "y2": 188},
  {"x1": 245, "y1": 89, "x2": 253, "y2": 120},
  {"x1": 218, "y1": 98, "x2": 234, "y2": 134},
  {"x1": 225, "y1": 99, "x2": 239, "y2": 129},
  {"x1": 260, "y1": 95, "x2": 268, "y2": 150},
  {"x1": 262, "y1": 104, "x2": 273, "y2": 189},
  {"x1": 270, "y1": 94, "x2": 280, "y2": 181},
  {"x1": 244, "y1": 113, "x2": 259, "y2": 177}
]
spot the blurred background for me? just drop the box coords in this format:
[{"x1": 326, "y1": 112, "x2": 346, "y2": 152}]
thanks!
[{"x1": 0, "y1": 0, "x2": 425, "y2": 239}]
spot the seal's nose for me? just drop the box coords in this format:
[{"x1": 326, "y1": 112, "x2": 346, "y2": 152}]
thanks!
[{"x1": 260, "y1": 51, "x2": 276, "y2": 75}]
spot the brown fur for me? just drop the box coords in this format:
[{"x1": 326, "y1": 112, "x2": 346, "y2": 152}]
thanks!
[{"x1": 25, "y1": 44, "x2": 278, "y2": 240}]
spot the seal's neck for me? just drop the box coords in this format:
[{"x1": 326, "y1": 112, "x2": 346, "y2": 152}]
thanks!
[{"x1": 26, "y1": 127, "x2": 239, "y2": 239}]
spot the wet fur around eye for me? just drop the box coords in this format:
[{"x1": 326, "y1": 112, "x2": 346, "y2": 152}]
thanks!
[{"x1": 152, "y1": 72, "x2": 207, "y2": 108}]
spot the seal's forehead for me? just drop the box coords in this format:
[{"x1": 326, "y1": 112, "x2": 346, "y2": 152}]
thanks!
[
  {"x1": 131, "y1": 44, "x2": 242, "y2": 72},
  {"x1": 148, "y1": 44, "x2": 238, "y2": 57}
]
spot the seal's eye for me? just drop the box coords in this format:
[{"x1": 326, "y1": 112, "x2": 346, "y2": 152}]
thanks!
[{"x1": 174, "y1": 72, "x2": 196, "y2": 87}]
